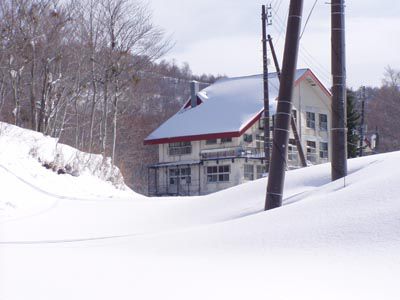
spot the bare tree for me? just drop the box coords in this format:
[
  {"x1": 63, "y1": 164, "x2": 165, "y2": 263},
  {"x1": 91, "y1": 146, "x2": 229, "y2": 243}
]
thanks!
[
  {"x1": 366, "y1": 67, "x2": 400, "y2": 152},
  {"x1": 97, "y1": 0, "x2": 171, "y2": 163}
]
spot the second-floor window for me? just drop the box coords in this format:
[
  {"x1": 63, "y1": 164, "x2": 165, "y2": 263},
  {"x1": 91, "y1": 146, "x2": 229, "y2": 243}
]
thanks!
[
  {"x1": 319, "y1": 114, "x2": 328, "y2": 131},
  {"x1": 206, "y1": 139, "x2": 217, "y2": 145},
  {"x1": 258, "y1": 117, "x2": 265, "y2": 130},
  {"x1": 168, "y1": 142, "x2": 192, "y2": 156},
  {"x1": 256, "y1": 134, "x2": 264, "y2": 150},
  {"x1": 306, "y1": 112, "x2": 316, "y2": 129},
  {"x1": 221, "y1": 137, "x2": 232, "y2": 143},
  {"x1": 206, "y1": 165, "x2": 230, "y2": 183},
  {"x1": 243, "y1": 134, "x2": 253, "y2": 143}
]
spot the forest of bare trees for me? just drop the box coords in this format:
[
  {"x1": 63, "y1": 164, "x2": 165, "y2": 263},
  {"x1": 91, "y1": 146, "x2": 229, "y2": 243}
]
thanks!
[
  {"x1": 0, "y1": 0, "x2": 171, "y2": 151},
  {"x1": 365, "y1": 67, "x2": 400, "y2": 153},
  {"x1": 0, "y1": 0, "x2": 221, "y2": 194}
]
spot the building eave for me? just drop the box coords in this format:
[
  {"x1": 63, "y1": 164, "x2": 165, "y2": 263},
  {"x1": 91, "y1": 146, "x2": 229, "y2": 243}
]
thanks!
[{"x1": 144, "y1": 111, "x2": 263, "y2": 145}]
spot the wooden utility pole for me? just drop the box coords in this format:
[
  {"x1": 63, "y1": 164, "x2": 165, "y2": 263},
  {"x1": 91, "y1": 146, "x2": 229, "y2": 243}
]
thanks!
[
  {"x1": 331, "y1": 0, "x2": 347, "y2": 180},
  {"x1": 358, "y1": 86, "x2": 366, "y2": 157},
  {"x1": 265, "y1": 0, "x2": 304, "y2": 210},
  {"x1": 267, "y1": 34, "x2": 281, "y2": 78},
  {"x1": 262, "y1": 5, "x2": 271, "y2": 170},
  {"x1": 268, "y1": 35, "x2": 307, "y2": 168}
]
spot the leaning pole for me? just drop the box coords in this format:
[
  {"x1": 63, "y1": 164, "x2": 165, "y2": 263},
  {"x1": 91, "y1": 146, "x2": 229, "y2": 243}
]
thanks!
[{"x1": 265, "y1": 0, "x2": 304, "y2": 210}]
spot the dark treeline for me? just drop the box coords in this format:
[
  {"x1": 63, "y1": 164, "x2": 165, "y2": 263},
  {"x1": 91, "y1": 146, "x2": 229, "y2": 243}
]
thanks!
[
  {"x1": 0, "y1": 0, "x2": 223, "y2": 193},
  {"x1": 364, "y1": 67, "x2": 400, "y2": 153},
  {"x1": 347, "y1": 67, "x2": 400, "y2": 157}
]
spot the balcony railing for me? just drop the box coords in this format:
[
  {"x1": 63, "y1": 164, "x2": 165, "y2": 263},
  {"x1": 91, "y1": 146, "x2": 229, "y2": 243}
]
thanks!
[
  {"x1": 200, "y1": 146, "x2": 266, "y2": 160},
  {"x1": 168, "y1": 146, "x2": 192, "y2": 156}
]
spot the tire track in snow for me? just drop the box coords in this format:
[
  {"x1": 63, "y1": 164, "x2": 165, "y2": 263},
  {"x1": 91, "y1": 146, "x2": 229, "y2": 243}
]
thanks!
[
  {"x1": 1, "y1": 191, "x2": 313, "y2": 245},
  {"x1": 0, "y1": 164, "x2": 135, "y2": 202},
  {"x1": 0, "y1": 232, "x2": 144, "y2": 245}
]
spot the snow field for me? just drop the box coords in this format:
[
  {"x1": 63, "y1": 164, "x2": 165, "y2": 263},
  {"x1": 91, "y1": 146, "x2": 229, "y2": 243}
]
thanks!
[{"x1": 1, "y1": 122, "x2": 400, "y2": 300}]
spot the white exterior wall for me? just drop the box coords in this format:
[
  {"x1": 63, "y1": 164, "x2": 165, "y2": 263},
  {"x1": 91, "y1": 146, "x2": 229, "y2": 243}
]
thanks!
[
  {"x1": 152, "y1": 76, "x2": 331, "y2": 196},
  {"x1": 292, "y1": 79, "x2": 332, "y2": 164}
]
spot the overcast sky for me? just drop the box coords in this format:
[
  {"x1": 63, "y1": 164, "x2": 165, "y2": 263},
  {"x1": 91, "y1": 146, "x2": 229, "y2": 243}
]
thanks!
[{"x1": 148, "y1": 0, "x2": 400, "y2": 88}]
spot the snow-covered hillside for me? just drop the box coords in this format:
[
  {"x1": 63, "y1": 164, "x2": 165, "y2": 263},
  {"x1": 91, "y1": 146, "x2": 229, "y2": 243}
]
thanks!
[{"x1": 1, "y1": 123, "x2": 400, "y2": 300}]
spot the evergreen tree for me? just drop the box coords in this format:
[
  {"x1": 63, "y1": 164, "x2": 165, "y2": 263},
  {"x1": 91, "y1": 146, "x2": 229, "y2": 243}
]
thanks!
[{"x1": 347, "y1": 90, "x2": 360, "y2": 158}]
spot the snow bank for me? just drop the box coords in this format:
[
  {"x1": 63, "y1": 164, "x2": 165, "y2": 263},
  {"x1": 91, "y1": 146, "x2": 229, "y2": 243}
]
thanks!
[
  {"x1": 0, "y1": 122, "x2": 127, "y2": 188},
  {"x1": 0, "y1": 122, "x2": 141, "y2": 221}
]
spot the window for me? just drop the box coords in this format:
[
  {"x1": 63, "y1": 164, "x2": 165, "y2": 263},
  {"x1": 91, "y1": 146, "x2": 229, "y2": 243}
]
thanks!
[
  {"x1": 319, "y1": 142, "x2": 328, "y2": 159},
  {"x1": 306, "y1": 141, "x2": 317, "y2": 163},
  {"x1": 169, "y1": 167, "x2": 191, "y2": 185},
  {"x1": 256, "y1": 165, "x2": 266, "y2": 179},
  {"x1": 271, "y1": 115, "x2": 275, "y2": 131},
  {"x1": 206, "y1": 139, "x2": 217, "y2": 145},
  {"x1": 306, "y1": 112, "x2": 316, "y2": 129},
  {"x1": 244, "y1": 164, "x2": 254, "y2": 181},
  {"x1": 221, "y1": 137, "x2": 232, "y2": 143},
  {"x1": 288, "y1": 139, "x2": 298, "y2": 161},
  {"x1": 168, "y1": 142, "x2": 192, "y2": 156},
  {"x1": 258, "y1": 117, "x2": 265, "y2": 130},
  {"x1": 256, "y1": 134, "x2": 264, "y2": 150},
  {"x1": 243, "y1": 134, "x2": 253, "y2": 143},
  {"x1": 292, "y1": 109, "x2": 297, "y2": 123},
  {"x1": 206, "y1": 165, "x2": 230, "y2": 183},
  {"x1": 319, "y1": 114, "x2": 328, "y2": 131}
]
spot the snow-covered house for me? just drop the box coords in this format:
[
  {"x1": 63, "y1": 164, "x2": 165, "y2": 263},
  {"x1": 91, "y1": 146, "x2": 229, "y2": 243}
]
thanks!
[{"x1": 144, "y1": 69, "x2": 332, "y2": 196}]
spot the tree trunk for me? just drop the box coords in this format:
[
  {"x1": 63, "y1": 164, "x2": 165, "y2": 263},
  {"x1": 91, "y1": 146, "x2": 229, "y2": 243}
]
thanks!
[
  {"x1": 38, "y1": 64, "x2": 49, "y2": 133},
  {"x1": 101, "y1": 73, "x2": 109, "y2": 156},
  {"x1": 30, "y1": 46, "x2": 37, "y2": 130},
  {"x1": 89, "y1": 58, "x2": 97, "y2": 153},
  {"x1": 111, "y1": 78, "x2": 119, "y2": 165}
]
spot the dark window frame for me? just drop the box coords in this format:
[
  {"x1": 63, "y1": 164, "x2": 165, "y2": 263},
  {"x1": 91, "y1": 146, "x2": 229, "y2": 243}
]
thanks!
[
  {"x1": 319, "y1": 114, "x2": 328, "y2": 131},
  {"x1": 306, "y1": 112, "x2": 316, "y2": 129},
  {"x1": 206, "y1": 165, "x2": 230, "y2": 183}
]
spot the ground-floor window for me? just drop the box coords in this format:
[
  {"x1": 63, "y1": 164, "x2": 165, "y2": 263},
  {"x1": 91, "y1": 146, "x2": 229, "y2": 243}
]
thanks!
[
  {"x1": 319, "y1": 142, "x2": 328, "y2": 159},
  {"x1": 206, "y1": 165, "x2": 230, "y2": 183},
  {"x1": 288, "y1": 139, "x2": 298, "y2": 161},
  {"x1": 244, "y1": 164, "x2": 254, "y2": 180},
  {"x1": 306, "y1": 141, "x2": 317, "y2": 163},
  {"x1": 256, "y1": 165, "x2": 266, "y2": 179},
  {"x1": 169, "y1": 167, "x2": 191, "y2": 185}
]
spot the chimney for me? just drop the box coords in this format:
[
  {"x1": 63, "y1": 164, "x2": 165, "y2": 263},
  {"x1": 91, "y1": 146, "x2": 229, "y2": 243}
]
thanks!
[{"x1": 190, "y1": 81, "x2": 199, "y2": 108}]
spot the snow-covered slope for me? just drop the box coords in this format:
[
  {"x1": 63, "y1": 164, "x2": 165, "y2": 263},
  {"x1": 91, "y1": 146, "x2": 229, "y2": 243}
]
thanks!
[{"x1": 1, "y1": 123, "x2": 400, "y2": 300}]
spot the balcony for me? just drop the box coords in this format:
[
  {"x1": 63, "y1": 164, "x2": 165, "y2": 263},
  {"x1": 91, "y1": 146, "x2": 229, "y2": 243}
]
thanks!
[{"x1": 200, "y1": 146, "x2": 265, "y2": 160}]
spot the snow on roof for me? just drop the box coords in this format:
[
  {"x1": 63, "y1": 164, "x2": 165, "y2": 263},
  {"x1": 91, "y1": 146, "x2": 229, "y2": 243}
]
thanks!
[{"x1": 145, "y1": 69, "x2": 309, "y2": 144}]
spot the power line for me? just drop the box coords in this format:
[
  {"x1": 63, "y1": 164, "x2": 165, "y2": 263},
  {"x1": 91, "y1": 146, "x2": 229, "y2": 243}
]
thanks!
[
  {"x1": 270, "y1": 4, "x2": 331, "y2": 84},
  {"x1": 300, "y1": 0, "x2": 318, "y2": 40}
]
